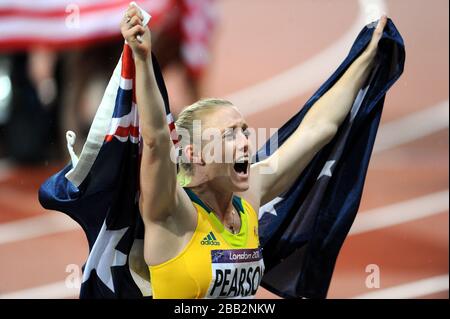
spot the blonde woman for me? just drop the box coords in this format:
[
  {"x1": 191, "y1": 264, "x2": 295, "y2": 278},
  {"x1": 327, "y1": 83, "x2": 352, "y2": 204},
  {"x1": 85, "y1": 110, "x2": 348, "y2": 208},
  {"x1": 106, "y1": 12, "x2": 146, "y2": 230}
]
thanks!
[{"x1": 121, "y1": 4, "x2": 387, "y2": 298}]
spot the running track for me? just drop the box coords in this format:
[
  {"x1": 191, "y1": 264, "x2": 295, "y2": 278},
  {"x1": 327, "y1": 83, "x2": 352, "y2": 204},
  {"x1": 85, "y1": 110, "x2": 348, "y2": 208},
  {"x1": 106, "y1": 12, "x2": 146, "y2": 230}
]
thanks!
[{"x1": 0, "y1": 0, "x2": 448, "y2": 299}]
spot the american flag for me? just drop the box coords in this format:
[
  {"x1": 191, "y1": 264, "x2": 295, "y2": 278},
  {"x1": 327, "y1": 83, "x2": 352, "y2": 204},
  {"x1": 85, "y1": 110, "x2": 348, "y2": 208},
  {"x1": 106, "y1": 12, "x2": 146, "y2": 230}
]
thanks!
[
  {"x1": 0, "y1": 0, "x2": 216, "y2": 76},
  {"x1": 39, "y1": 17, "x2": 405, "y2": 298}
]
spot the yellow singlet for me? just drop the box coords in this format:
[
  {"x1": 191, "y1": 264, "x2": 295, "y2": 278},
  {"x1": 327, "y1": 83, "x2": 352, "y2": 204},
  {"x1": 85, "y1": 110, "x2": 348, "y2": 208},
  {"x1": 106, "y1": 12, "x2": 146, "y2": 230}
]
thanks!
[{"x1": 149, "y1": 188, "x2": 265, "y2": 299}]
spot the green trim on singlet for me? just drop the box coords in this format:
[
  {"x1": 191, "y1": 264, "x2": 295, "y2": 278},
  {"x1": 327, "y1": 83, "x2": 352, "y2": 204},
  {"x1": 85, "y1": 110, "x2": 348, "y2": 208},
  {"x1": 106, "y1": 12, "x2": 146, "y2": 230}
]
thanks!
[
  {"x1": 184, "y1": 188, "x2": 249, "y2": 248},
  {"x1": 184, "y1": 188, "x2": 211, "y2": 213}
]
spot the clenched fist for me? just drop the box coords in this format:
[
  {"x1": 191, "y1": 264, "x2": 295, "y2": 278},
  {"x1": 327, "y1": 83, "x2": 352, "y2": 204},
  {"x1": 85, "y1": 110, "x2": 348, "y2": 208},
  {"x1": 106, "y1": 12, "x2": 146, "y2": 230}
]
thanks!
[{"x1": 120, "y1": 3, "x2": 152, "y2": 61}]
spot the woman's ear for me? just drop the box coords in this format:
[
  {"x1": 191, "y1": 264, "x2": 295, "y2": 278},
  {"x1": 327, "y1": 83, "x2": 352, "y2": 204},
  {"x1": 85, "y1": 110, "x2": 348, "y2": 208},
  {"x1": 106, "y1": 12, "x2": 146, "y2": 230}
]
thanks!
[
  {"x1": 184, "y1": 144, "x2": 194, "y2": 164},
  {"x1": 184, "y1": 145, "x2": 205, "y2": 165},
  {"x1": 186, "y1": 144, "x2": 206, "y2": 166}
]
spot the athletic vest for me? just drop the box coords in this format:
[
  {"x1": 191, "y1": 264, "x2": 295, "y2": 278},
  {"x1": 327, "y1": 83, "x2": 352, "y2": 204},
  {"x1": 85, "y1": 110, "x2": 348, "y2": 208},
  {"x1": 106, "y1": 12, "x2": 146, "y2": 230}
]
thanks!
[{"x1": 149, "y1": 188, "x2": 265, "y2": 299}]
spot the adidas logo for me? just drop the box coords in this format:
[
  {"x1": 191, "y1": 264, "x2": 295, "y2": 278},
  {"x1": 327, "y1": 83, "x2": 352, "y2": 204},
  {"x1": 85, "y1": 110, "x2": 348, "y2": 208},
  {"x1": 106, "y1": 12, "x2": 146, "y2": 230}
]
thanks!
[{"x1": 200, "y1": 231, "x2": 220, "y2": 246}]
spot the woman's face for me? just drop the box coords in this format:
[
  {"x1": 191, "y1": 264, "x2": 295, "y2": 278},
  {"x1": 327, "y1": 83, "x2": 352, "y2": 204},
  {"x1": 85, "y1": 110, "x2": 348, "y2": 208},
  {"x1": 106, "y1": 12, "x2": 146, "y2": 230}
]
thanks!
[{"x1": 195, "y1": 105, "x2": 252, "y2": 193}]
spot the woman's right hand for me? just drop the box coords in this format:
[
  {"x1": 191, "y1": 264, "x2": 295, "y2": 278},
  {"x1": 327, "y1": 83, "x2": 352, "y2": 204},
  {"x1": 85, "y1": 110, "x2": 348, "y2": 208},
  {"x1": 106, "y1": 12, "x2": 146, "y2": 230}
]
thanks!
[{"x1": 120, "y1": 3, "x2": 152, "y2": 61}]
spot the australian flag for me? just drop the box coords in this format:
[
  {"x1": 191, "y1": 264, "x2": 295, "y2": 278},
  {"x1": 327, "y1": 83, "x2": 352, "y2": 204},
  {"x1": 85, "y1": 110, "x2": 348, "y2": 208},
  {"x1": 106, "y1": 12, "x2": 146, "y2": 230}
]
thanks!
[{"x1": 39, "y1": 16, "x2": 405, "y2": 298}]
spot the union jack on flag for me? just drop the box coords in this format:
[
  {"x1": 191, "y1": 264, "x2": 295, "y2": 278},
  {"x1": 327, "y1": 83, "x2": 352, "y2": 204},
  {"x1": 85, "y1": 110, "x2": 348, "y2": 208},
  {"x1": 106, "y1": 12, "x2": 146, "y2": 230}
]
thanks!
[{"x1": 104, "y1": 44, "x2": 178, "y2": 146}]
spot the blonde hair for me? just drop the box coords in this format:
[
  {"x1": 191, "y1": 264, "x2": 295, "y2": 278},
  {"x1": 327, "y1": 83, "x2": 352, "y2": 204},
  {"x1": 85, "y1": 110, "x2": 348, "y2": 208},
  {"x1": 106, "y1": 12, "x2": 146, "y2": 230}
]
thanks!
[{"x1": 175, "y1": 98, "x2": 233, "y2": 186}]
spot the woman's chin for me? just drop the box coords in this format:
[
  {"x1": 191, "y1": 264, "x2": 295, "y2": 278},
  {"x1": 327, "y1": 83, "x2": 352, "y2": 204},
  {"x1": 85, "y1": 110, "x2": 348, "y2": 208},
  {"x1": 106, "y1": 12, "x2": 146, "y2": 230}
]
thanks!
[
  {"x1": 229, "y1": 169, "x2": 250, "y2": 192},
  {"x1": 231, "y1": 179, "x2": 250, "y2": 192}
]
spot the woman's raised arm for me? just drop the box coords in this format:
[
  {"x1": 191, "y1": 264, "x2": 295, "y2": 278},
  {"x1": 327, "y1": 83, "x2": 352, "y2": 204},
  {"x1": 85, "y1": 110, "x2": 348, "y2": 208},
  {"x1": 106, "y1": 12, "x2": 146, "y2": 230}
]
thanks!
[
  {"x1": 120, "y1": 4, "x2": 191, "y2": 223},
  {"x1": 250, "y1": 16, "x2": 388, "y2": 205}
]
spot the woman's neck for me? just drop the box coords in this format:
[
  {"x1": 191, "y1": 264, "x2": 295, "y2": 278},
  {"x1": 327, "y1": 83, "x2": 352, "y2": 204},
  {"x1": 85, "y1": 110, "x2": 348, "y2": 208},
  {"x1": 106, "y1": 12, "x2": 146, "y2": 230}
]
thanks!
[{"x1": 189, "y1": 184, "x2": 234, "y2": 220}]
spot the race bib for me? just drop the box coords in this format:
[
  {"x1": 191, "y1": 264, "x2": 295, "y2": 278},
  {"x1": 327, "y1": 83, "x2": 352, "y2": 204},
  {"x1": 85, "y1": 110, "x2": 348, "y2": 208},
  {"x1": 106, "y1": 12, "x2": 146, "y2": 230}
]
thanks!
[{"x1": 206, "y1": 248, "x2": 265, "y2": 298}]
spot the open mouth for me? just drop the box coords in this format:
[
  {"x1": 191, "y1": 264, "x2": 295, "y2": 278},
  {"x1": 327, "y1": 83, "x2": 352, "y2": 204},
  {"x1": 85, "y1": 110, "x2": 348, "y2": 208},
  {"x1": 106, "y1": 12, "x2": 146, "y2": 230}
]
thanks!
[{"x1": 233, "y1": 159, "x2": 249, "y2": 176}]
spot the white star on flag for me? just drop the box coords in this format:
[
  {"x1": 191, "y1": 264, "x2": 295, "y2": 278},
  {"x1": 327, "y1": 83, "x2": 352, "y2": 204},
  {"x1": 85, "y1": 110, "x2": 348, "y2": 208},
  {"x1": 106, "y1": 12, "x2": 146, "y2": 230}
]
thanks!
[
  {"x1": 317, "y1": 160, "x2": 336, "y2": 180},
  {"x1": 82, "y1": 221, "x2": 129, "y2": 292},
  {"x1": 259, "y1": 197, "x2": 283, "y2": 220}
]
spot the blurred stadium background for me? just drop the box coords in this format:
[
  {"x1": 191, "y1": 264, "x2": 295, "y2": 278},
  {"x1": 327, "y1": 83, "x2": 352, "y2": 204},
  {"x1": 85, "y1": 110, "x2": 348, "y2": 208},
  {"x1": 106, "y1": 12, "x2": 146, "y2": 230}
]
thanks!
[{"x1": 0, "y1": 0, "x2": 448, "y2": 299}]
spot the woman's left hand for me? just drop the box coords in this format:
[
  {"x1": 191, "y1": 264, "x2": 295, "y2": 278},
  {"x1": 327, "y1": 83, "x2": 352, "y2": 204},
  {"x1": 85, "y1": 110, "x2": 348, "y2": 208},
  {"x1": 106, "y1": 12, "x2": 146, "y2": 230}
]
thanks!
[{"x1": 365, "y1": 15, "x2": 388, "y2": 59}]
